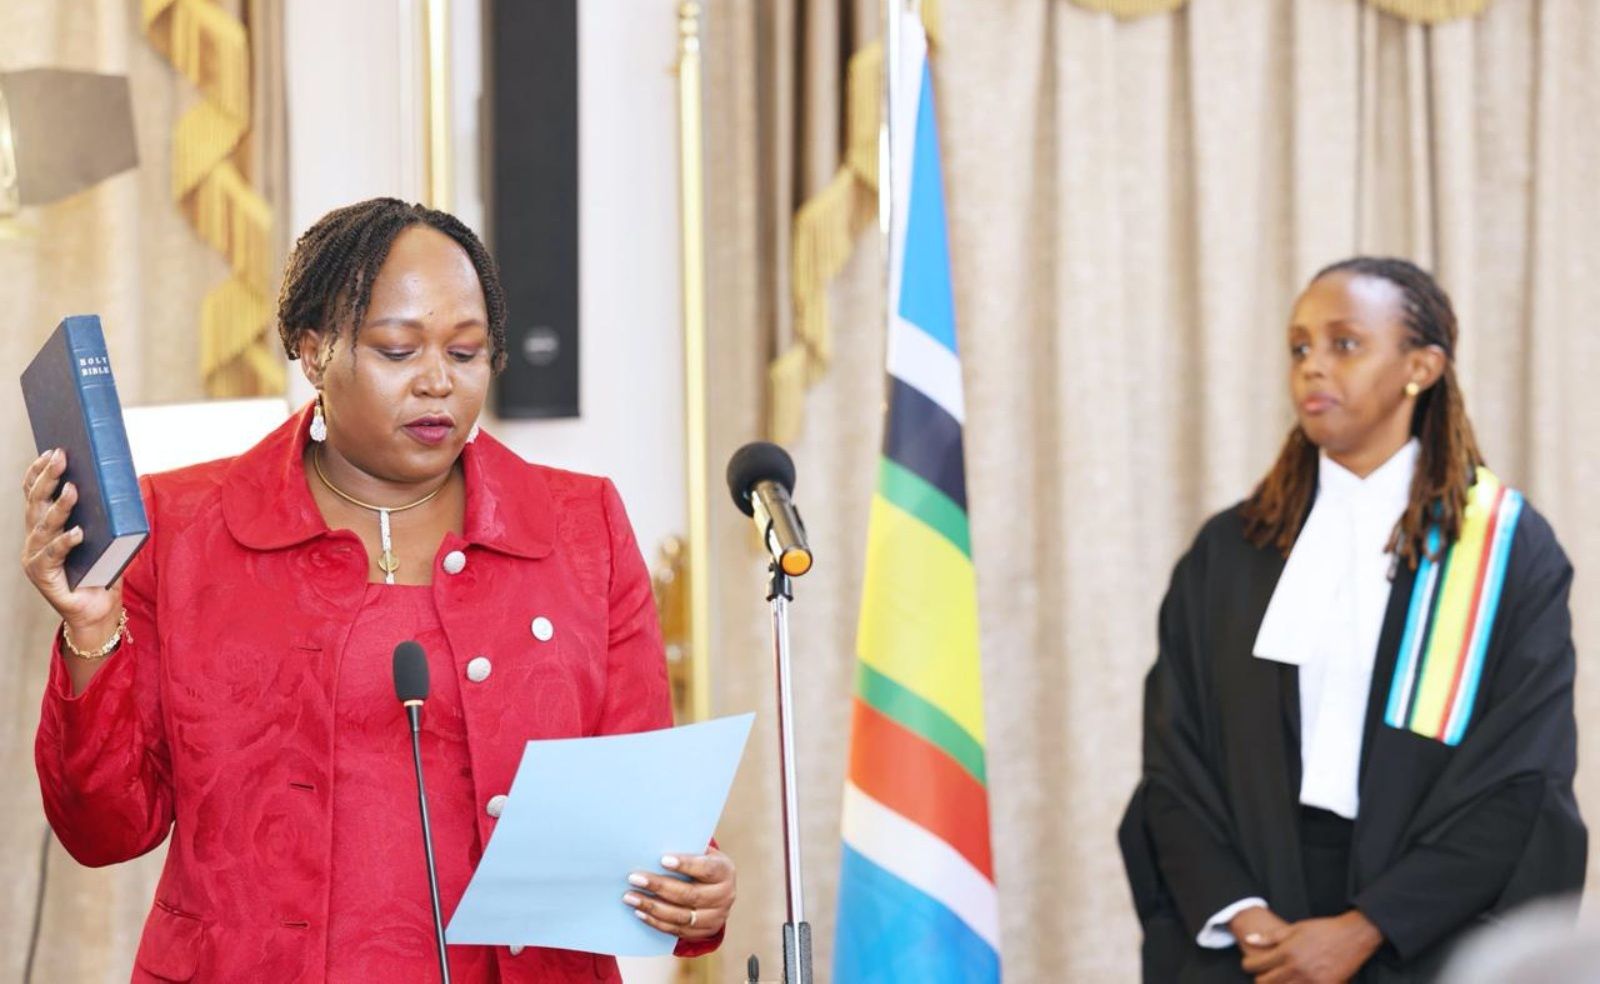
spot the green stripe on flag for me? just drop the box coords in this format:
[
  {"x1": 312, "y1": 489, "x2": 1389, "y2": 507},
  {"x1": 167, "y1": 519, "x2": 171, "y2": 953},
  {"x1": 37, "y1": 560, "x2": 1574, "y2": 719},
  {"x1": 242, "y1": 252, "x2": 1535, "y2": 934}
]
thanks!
[
  {"x1": 855, "y1": 662, "x2": 987, "y2": 786},
  {"x1": 877, "y1": 457, "x2": 971, "y2": 557}
]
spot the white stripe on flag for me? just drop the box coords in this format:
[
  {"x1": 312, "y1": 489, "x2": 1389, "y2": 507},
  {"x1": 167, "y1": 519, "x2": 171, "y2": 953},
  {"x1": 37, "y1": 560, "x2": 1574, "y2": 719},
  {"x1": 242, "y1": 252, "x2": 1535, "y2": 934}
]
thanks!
[
  {"x1": 841, "y1": 781, "x2": 1000, "y2": 951},
  {"x1": 888, "y1": 314, "x2": 966, "y2": 423}
]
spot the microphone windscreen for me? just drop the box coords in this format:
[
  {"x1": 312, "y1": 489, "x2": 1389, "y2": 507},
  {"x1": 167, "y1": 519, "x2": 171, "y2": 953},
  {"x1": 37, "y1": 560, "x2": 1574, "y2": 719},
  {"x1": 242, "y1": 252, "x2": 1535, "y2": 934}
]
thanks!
[
  {"x1": 726, "y1": 441, "x2": 797, "y2": 516},
  {"x1": 392, "y1": 641, "x2": 430, "y2": 703}
]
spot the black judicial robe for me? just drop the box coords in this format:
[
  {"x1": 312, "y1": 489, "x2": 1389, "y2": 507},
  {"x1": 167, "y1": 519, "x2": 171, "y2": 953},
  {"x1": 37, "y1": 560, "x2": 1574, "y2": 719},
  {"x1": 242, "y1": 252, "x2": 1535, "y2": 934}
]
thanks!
[{"x1": 1119, "y1": 501, "x2": 1585, "y2": 983}]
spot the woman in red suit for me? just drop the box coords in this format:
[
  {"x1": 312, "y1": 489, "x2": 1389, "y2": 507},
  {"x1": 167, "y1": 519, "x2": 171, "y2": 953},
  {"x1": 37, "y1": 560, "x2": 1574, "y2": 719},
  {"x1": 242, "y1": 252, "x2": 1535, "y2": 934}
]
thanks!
[{"x1": 21, "y1": 198, "x2": 735, "y2": 982}]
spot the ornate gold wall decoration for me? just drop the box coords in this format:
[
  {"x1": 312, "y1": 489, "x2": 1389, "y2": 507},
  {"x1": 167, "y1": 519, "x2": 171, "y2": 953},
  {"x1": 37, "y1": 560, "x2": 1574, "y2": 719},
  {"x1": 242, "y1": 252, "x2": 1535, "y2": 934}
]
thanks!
[
  {"x1": 143, "y1": 0, "x2": 281, "y2": 397},
  {"x1": 1365, "y1": 0, "x2": 1490, "y2": 22}
]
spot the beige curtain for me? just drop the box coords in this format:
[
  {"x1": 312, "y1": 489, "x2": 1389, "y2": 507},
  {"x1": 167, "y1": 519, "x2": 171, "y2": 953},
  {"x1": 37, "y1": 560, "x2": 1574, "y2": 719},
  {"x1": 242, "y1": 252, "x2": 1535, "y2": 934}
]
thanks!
[
  {"x1": 703, "y1": 0, "x2": 1600, "y2": 980},
  {"x1": 0, "y1": 2, "x2": 287, "y2": 980}
]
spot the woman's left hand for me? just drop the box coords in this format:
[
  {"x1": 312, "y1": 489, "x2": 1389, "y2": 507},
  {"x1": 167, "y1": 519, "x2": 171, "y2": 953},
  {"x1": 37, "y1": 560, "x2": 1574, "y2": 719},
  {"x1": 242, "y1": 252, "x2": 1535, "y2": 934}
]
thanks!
[{"x1": 623, "y1": 848, "x2": 736, "y2": 941}]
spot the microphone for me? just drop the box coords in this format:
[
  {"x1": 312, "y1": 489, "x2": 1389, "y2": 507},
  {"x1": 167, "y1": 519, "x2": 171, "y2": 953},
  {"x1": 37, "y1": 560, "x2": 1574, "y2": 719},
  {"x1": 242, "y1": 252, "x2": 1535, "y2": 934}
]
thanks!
[
  {"x1": 727, "y1": 442, "x2": 813, "y2": 577},
  {"x1": 394, "y1": 640, "x2": 430, "y2": 727},
  {"x1": 392, "y1": 641, "x2": 451, "y2": 984}
]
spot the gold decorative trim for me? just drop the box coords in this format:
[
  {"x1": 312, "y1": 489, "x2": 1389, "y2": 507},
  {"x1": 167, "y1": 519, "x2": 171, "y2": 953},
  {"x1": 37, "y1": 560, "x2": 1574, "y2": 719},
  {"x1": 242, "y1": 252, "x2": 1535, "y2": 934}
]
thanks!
[
  {"x1": 143, "y1": 0, "x2": 282, "y2": 397},
  {"x1": 1365, "y1": 0, "x2": 1490, "y2": 22},
  {"x1": 1069, "y1": 0, "x2": 1189, "y2": 16}
]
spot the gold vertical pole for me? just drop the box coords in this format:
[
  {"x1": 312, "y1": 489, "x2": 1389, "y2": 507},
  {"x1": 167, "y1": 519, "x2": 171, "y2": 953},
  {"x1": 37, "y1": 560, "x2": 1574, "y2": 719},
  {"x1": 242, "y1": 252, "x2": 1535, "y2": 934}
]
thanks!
[
  {"x1": 669, "y1": 13, "x2": 714, "y2": 975},
  {"x1": 678, "y1": 1, "x2": 713, "y2": 728},
  {"x1": 422, "y1": 0, "x2": 453, "y2": 210}
]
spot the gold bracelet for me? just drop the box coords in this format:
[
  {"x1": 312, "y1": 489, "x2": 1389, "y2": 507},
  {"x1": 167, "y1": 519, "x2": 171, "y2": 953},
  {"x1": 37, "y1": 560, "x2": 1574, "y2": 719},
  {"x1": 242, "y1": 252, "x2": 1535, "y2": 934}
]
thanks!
[{"x1": 62, "y1": 609, "x2": 130, "y2": 661}]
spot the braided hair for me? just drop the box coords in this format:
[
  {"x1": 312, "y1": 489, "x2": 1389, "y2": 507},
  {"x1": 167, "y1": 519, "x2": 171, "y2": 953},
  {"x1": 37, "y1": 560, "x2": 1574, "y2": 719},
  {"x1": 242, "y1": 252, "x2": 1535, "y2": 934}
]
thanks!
[
  {"x1": 1242, "y1": 257, "x2": 1485, "y2": 568},
  {"x1": 276, "y1": 198, "x2": 508, "y2": 374}
]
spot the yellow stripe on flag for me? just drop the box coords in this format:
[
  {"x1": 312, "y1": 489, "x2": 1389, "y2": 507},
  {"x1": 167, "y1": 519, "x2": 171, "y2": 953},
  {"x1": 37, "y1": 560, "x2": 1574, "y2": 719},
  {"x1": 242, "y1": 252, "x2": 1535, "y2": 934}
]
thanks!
[{"x1": 856, "y1": 494, "x2": 985, "y2": 745}]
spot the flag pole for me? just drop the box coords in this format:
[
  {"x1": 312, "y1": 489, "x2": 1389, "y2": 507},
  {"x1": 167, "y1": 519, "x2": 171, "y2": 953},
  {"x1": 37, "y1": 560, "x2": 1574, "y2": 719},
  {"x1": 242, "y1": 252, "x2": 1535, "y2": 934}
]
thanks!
[
  {"x1": 880, "y1": 3, "x2": 898, "y2": 531},
  {"x1": 882, "y1": 0, "x2": 901, "y2": 242},
  {"x1": 882, "y1": 0, "x2": 904, "y2": 353}
]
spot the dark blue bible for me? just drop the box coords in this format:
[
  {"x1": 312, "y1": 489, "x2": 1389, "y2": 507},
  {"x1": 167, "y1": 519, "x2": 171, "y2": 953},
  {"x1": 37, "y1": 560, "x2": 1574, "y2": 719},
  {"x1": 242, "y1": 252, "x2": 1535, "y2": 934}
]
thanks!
[{"x1": 20, "y1": 315, "x2": 148, "y2": 589}]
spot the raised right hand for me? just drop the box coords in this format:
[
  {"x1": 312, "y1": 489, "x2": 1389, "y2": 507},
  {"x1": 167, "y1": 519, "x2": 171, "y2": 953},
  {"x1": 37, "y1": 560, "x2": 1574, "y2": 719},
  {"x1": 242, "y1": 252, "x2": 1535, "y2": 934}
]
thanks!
[{"x1": 21, "y1": 449, "x2": 123, "y2": 646}]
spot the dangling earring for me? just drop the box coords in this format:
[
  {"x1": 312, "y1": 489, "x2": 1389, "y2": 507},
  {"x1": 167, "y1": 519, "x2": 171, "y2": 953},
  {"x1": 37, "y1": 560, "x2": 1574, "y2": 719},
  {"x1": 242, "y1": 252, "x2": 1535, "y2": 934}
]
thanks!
[
  {"x1": 310, "y1": 394, "x2": 328, "y2": 442},
  {"x1": 1404, "y1": 381, "x2": 1421, "y2": 398},
  {"x1": 466, "y1": 420, "x2": 480, "y2": 444}
]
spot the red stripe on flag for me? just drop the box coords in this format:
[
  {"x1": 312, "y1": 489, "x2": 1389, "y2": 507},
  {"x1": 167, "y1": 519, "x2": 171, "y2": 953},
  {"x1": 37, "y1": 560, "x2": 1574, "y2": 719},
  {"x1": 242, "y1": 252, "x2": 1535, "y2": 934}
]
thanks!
[
  {"x1": 1432, "y1": 484, "x2": 1507, "y2": 737},
  {"x1": 848, "y1": 699, "x2": 995, "y2": 880}
]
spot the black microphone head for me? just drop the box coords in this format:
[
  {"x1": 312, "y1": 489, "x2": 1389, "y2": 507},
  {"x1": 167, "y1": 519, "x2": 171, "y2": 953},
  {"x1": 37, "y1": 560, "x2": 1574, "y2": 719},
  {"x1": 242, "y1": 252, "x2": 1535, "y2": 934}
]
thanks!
[
  {"x1": 392, "y1": 641, "x2": 430, "y2": 703},
  {"x1": 726, "y1": 441, "x2": 797, "y2": 516}
]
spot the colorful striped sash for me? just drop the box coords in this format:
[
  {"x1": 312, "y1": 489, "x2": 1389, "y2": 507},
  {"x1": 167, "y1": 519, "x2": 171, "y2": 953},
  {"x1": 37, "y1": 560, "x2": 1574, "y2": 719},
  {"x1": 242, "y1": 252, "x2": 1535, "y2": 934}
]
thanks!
[{"x1": 1383, "y1": 468, "x2": 1524, "y2": 746}]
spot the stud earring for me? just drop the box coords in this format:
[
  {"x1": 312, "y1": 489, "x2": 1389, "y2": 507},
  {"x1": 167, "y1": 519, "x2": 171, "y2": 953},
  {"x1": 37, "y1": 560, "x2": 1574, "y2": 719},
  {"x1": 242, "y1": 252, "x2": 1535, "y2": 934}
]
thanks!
[
  {"x1": 310, "y1": 394, "x2": 328, "y2": 442},
  {"x1": 1404, "y1": 381, "x2": 1421, "y2": 398},
  {"x1": 466, "y1": 421, "x2": 480, "y2": 444}
]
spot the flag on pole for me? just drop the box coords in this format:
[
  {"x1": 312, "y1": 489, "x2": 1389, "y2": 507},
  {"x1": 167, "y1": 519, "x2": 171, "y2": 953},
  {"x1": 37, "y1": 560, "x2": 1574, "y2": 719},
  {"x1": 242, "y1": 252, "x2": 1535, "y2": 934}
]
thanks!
[{"x1": 833, "y1": 10, "x2": 1000, "y2": 983}]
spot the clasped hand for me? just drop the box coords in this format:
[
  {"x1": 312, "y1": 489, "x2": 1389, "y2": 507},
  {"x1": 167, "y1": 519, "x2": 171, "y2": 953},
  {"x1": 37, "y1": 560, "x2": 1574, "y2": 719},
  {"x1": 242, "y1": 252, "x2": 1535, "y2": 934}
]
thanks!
[{"x1": 1233, "y1": 906, "x2": 1383, "y2": 984}]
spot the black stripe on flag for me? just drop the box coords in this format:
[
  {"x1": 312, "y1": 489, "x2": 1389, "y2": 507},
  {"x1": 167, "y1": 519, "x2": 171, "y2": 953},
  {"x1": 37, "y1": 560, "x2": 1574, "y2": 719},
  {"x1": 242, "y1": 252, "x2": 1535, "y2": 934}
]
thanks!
[{"x1": 883, "y1": 377, "x2": 968, "y2": 511}]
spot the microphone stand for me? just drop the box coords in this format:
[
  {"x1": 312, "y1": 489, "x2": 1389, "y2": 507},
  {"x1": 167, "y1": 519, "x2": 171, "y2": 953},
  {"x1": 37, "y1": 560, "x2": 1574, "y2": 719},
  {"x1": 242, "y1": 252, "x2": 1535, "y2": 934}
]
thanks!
[
  {"x1": 749, "y1": 563, "x2": 813, "y2": 984},
  {"x1": 405, "y1": 701, "x2": 452, "y2": 984}
]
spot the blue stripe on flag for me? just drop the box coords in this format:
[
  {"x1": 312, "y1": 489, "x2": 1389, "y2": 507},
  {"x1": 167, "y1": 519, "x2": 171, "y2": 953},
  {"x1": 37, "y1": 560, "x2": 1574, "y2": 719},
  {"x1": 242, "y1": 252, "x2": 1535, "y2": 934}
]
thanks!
[
  {"x1": 897, "y1": 63, "x2": 958, "y2": 355},
  {"x1": 833, "y1": 846, "x2": 1000, "y2": 984}
]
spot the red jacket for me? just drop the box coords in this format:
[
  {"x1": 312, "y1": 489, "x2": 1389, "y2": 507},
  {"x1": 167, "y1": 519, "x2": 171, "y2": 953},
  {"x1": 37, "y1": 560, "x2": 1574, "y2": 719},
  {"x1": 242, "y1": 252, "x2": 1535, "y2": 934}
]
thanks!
[{"x1": 35, "y1": 407, "x2": 718, "y2": 982}]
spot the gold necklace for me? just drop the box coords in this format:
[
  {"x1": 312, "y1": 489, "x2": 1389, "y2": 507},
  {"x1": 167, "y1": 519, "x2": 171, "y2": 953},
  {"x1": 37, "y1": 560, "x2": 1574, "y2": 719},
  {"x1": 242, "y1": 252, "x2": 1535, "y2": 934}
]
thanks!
[{"x1": 311, "y1": 449, "x2": 451, "y2": 583}]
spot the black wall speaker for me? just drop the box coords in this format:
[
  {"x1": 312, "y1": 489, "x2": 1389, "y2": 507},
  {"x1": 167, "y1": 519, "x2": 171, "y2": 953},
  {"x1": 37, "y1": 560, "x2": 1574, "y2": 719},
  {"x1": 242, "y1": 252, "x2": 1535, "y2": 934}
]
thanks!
[{"x1": 484, "y1": 0, "x2": 580, "y2": 418}]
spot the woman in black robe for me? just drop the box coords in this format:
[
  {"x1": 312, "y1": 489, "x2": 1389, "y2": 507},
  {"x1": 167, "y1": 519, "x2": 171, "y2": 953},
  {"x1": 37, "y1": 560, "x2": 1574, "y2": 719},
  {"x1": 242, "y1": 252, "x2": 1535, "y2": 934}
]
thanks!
[{"x1": 1120, "y1": 257, "x2": 1585, "y2": 983}]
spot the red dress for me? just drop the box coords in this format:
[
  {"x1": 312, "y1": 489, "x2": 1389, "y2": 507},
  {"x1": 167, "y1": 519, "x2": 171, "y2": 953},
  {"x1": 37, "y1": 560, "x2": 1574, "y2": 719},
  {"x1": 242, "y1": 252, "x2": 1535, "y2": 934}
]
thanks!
[
  {"x1": 34, "y1": 402, "x2": 719, "y2": 982},
  {"x1": 327, "y1": 584, "x2": 497, "y2": 981}
]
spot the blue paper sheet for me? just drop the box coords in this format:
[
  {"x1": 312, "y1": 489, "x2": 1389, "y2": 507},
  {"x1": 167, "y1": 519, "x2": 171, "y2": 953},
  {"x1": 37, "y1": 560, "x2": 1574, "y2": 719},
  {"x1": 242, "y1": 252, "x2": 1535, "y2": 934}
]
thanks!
[{"x1": 445, "y1": 713, "x2": 755, "y2": 957}]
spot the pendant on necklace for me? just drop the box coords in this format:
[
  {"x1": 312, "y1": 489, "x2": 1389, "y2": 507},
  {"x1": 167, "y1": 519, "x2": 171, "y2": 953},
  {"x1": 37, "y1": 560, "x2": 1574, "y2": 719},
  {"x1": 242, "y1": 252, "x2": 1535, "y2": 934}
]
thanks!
[{"x1": 377, "y1": 508, "x2": 397, "y2": 584}]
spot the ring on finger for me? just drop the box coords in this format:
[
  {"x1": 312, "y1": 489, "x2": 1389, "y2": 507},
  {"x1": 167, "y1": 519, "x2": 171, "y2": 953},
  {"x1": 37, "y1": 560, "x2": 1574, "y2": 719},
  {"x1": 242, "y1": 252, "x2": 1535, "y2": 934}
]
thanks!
[{"x1": 688, "y1": 909, "x2": 697, "y2": 928}]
